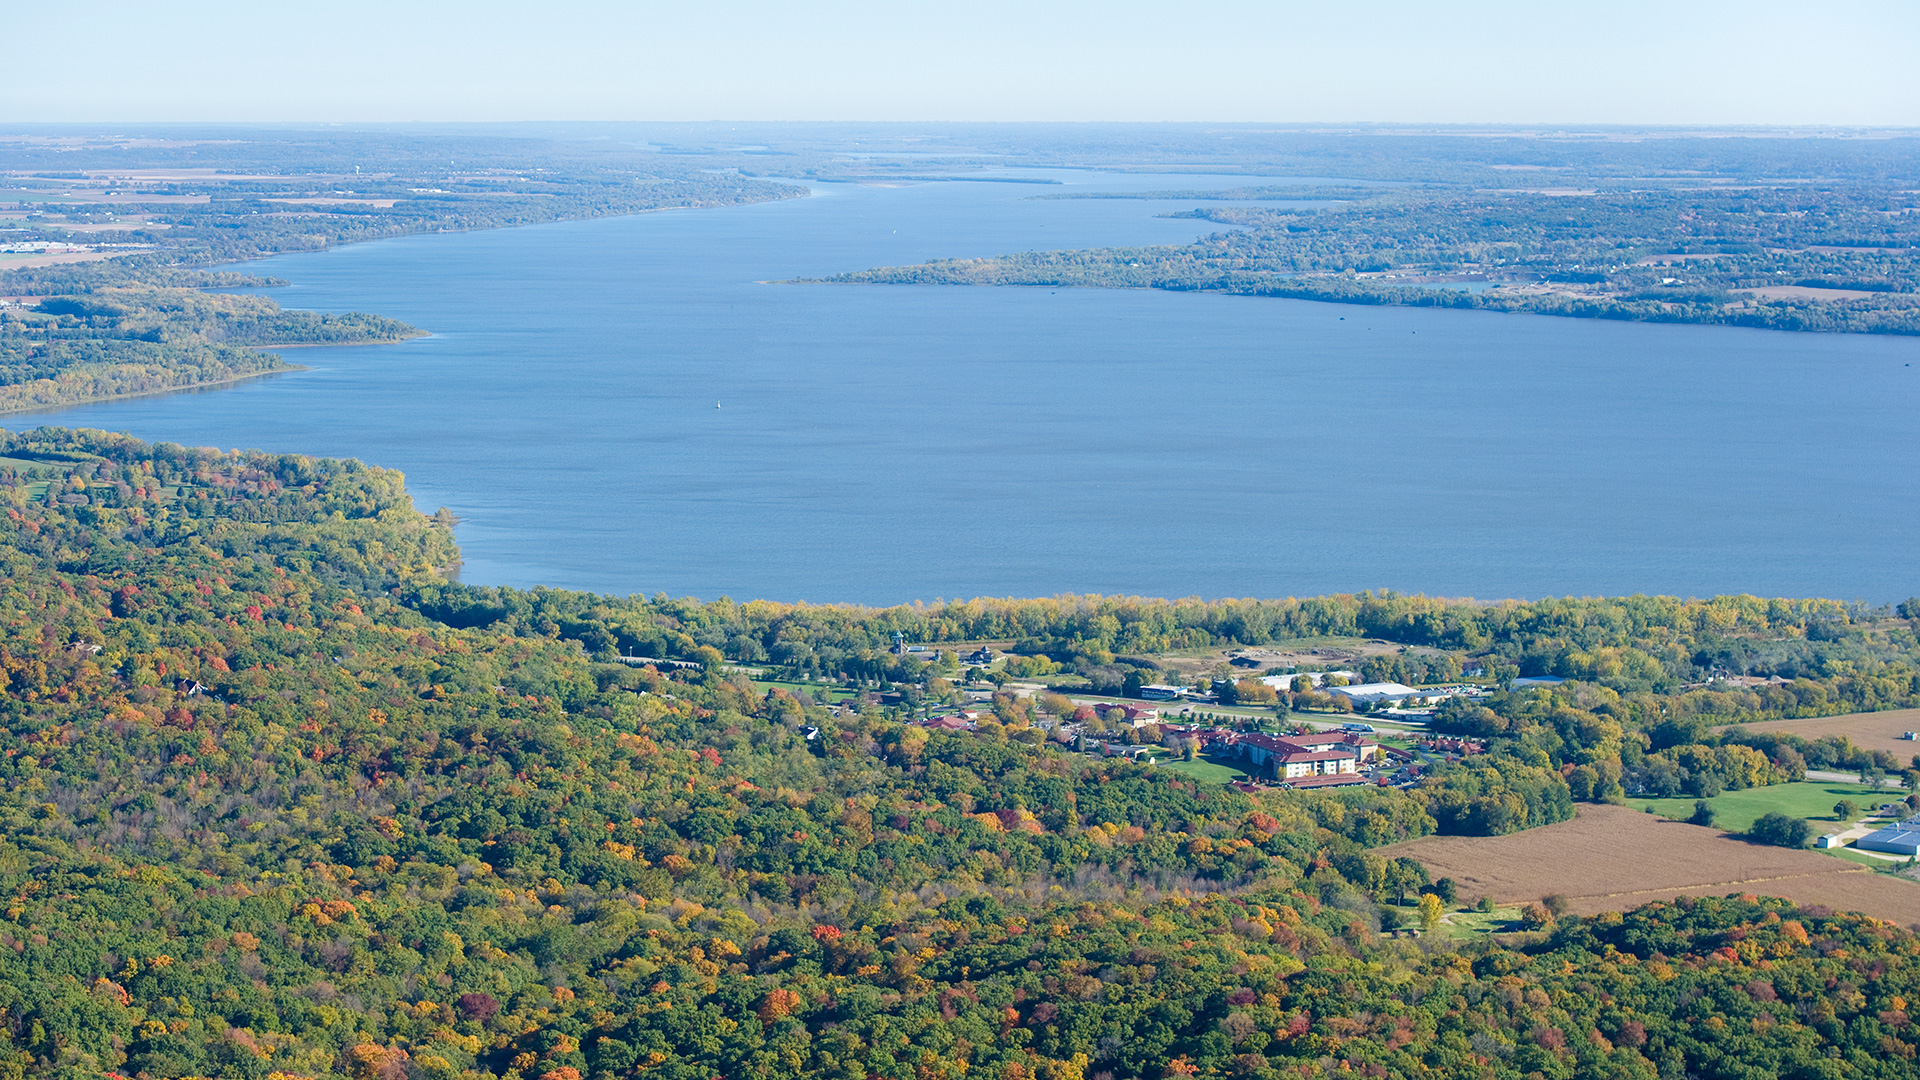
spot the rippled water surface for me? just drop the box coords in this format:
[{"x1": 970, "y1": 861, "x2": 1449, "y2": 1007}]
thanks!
[{"x1": 24, "y1": 171, "x2": 1920, "y2": 603}]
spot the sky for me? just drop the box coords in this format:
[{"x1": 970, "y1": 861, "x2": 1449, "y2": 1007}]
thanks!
[{"x1": 6, "y1": 0, "x2": 1918, "y2": 126}]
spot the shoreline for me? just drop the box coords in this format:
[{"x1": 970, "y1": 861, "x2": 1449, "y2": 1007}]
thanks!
[
  {"x1": 243, "y1": 333, "x2": 429, "y2": 350},
  {"x1": 803, "y1": 277, "x2": 1920, "y2": 338},
  {"x1": 0, "y1": 364, "x2": 305, "y2": 418}
]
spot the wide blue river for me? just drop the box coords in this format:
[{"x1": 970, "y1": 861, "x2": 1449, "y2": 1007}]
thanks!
[{"x1": 20, "y1": 171, "x2": 1920, "y2": 604}]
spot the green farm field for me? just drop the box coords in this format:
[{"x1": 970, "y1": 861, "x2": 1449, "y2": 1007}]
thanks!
[{"x1": 1629, "y1": 780, "x2": 1899, "y2": 834}]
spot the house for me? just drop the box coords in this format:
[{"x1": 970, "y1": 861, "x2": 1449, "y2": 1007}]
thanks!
[
  {"x1": 1422, "y1": 735, "x2": 1483, "y2": 756},
  {"x1": 965, "y1": 647, "x2": 995, "y2": 665},
  {"x1": 925, "y1": 715, "x2": 973, "y2": 732},
  {"x1": 1118, "y1": 703, "x2": 1160, "y2": 726},
  {"x1": 615, "y1": 655, "x2": 701, "y2": 670}
]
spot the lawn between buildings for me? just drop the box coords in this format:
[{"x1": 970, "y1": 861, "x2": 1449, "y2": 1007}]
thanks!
[{"x1": 1155, "y1": 754, "x2": 1256, "y2": 784}]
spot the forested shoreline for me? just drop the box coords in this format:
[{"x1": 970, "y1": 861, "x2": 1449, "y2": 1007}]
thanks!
[{"x1": 0, "y1": 426, "x2": 1918, "y2": 1078}]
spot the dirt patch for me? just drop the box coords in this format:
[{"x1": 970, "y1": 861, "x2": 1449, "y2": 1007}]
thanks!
[
  {"x1": 264, "y1": 198, "x2": 398, "y2": 208},
  {"x1": 1635, "y1": 253, "x2": 1725, "y2": 265},
  {"x1": 0, "y1": 251, "x2": 120, "y2": 269},
  {"x1": 1733, "y1": 285, "x2": 1882, "y2": 302},
  {"x1": 1379, "y1": 803, "x2": 1920, "y2": 926},
  {"x1": 1720, "y1": 708, "x2": 1920, "y2": 761},
  {"x1": 40, "y1": 221, "x2": 170, "y2": 233}
]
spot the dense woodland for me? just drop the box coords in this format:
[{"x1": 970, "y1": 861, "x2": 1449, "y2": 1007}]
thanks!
[
  {"x1": 828, "y1": 185, "x2": 1920, "y2": 334},
  {"x1": 0, "y1": 427, "x2": 1916, "y2": 1079}
]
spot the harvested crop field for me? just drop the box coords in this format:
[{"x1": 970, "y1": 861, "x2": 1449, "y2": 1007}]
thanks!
[
  {"x1": 1719, "y1": 708, "x2": 1920, "y2": 760},
  {"x1": 1378, "y1": 804, "x2": 1920, "y2": 926},
  {"x1": 1732, "y1": 285, "x2": 1880, "y2": 302}
]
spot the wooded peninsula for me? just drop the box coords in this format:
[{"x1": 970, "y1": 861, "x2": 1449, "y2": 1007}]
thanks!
[{"x1": 826, "y1": 184, "x2": 1920, "y2": 335}]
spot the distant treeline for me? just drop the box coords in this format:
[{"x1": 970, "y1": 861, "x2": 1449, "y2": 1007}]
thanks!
[{"x1": 825, "y1": 186, "x2": 1920, "y2": 335}]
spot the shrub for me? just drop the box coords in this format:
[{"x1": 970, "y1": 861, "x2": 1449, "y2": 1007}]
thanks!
[{"x1": 1749, "y1": 812, "x2": 1814, "y2": 848}]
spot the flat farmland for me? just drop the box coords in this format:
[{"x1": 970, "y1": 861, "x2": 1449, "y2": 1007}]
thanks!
[
  {"x1": 1378, "y1": 804, "x2": 1920, "y2": 926},
  {"x1": 1719, "y1": 708, "x2": 1920, "y2": 760}
]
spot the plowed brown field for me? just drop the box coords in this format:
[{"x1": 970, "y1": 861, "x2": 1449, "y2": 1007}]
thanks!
[
  {"x1": 1379, "y1": 804, "x2": 1920, "y2": 926},
  {"x1": 1718, "y1": 708, "x2": 1920, "y2": 761}
]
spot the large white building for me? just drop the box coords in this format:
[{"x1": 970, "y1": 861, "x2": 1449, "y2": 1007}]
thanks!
[
  {"x1": 1259, "y1": 670, "x2": 1358, "y2": 691},
  {"x1": 1326, "y1": 681, "x2": 1422, "y2": 705}
]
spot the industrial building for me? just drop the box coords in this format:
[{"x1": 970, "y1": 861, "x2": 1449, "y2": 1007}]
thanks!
[
  {"x1": 1856, "y1": 816, "x2": 1920, "y2": 857},
  {"x1": 1325, "y1": 681, "x2": 1422, "y2": 705}
]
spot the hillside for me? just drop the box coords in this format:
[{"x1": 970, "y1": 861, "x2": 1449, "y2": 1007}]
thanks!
[{"x1": 1, "y1": 427, "x2": 1919, "y2": 1079}]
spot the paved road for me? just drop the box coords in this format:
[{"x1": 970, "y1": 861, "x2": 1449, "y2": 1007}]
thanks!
[{"x1": 1806, "y1": 769, "x2": 1906, "y2": 789}]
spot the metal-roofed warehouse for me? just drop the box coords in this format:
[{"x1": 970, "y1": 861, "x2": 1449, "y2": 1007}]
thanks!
[{"x1": 1856, "y1": 816, "x2": 1920, "y2": 857}]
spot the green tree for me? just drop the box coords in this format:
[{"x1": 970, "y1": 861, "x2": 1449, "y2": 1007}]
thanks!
[{"x1": 1749, "y1": 812, "x2": 1814, "y2": 848}]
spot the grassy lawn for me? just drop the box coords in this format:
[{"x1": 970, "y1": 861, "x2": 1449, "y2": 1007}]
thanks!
[
  {"x1": 1425, "y1": 905, "x2": 1526, "y2": 940},
  {"x1": 1156, "y1": 754, "x2": 1255, "y2": 784},
  {"x1": 751, "y1": 678, "x2": 858, "y2": 702},
  {"x1": 1629, "y1": 780, "x2": 1900, "y2": 834}
]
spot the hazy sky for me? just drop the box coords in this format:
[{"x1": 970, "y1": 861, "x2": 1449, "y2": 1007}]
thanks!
[{"x1": 7, "y1": 0, "x2": 1917, "y2": 126}]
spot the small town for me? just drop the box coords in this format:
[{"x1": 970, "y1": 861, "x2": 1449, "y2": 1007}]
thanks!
[{"x1": 752, "y1": 641, "x2": 1507, "y2": 794}]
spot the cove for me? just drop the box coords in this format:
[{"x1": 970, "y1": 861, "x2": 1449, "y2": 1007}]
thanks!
[{"x1": 18, "y1": 171, "x2": 1920, "y2": 604}]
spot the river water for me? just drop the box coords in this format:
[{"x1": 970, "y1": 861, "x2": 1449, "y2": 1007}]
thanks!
[{"x1": 20, "y1": 171, "x2": 1920, "y2": 603}]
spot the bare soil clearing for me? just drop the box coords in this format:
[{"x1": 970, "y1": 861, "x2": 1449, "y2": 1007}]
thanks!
[
  {"x1": 1379, "y1": 804, "x2": 1920, "y2": 925},
  {"x1": 36, "y1": 222, "x2": 168, "y2": 233},
  {"x1": 264, "y1": 198, "x2": 398, "y2": 208},
  {"x1": 1636, "y1": 253, "x2": 1727, "y2": 265},
  {"x1": 0, "y1": 251, "x2": 120, "y2": 269},
  {"x1": 1719, "y1": 708, "x2": 1920, "y2": 760},
  {"x1": 1734, "y1": 285, "x2": 1882, "y2": 302}
]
